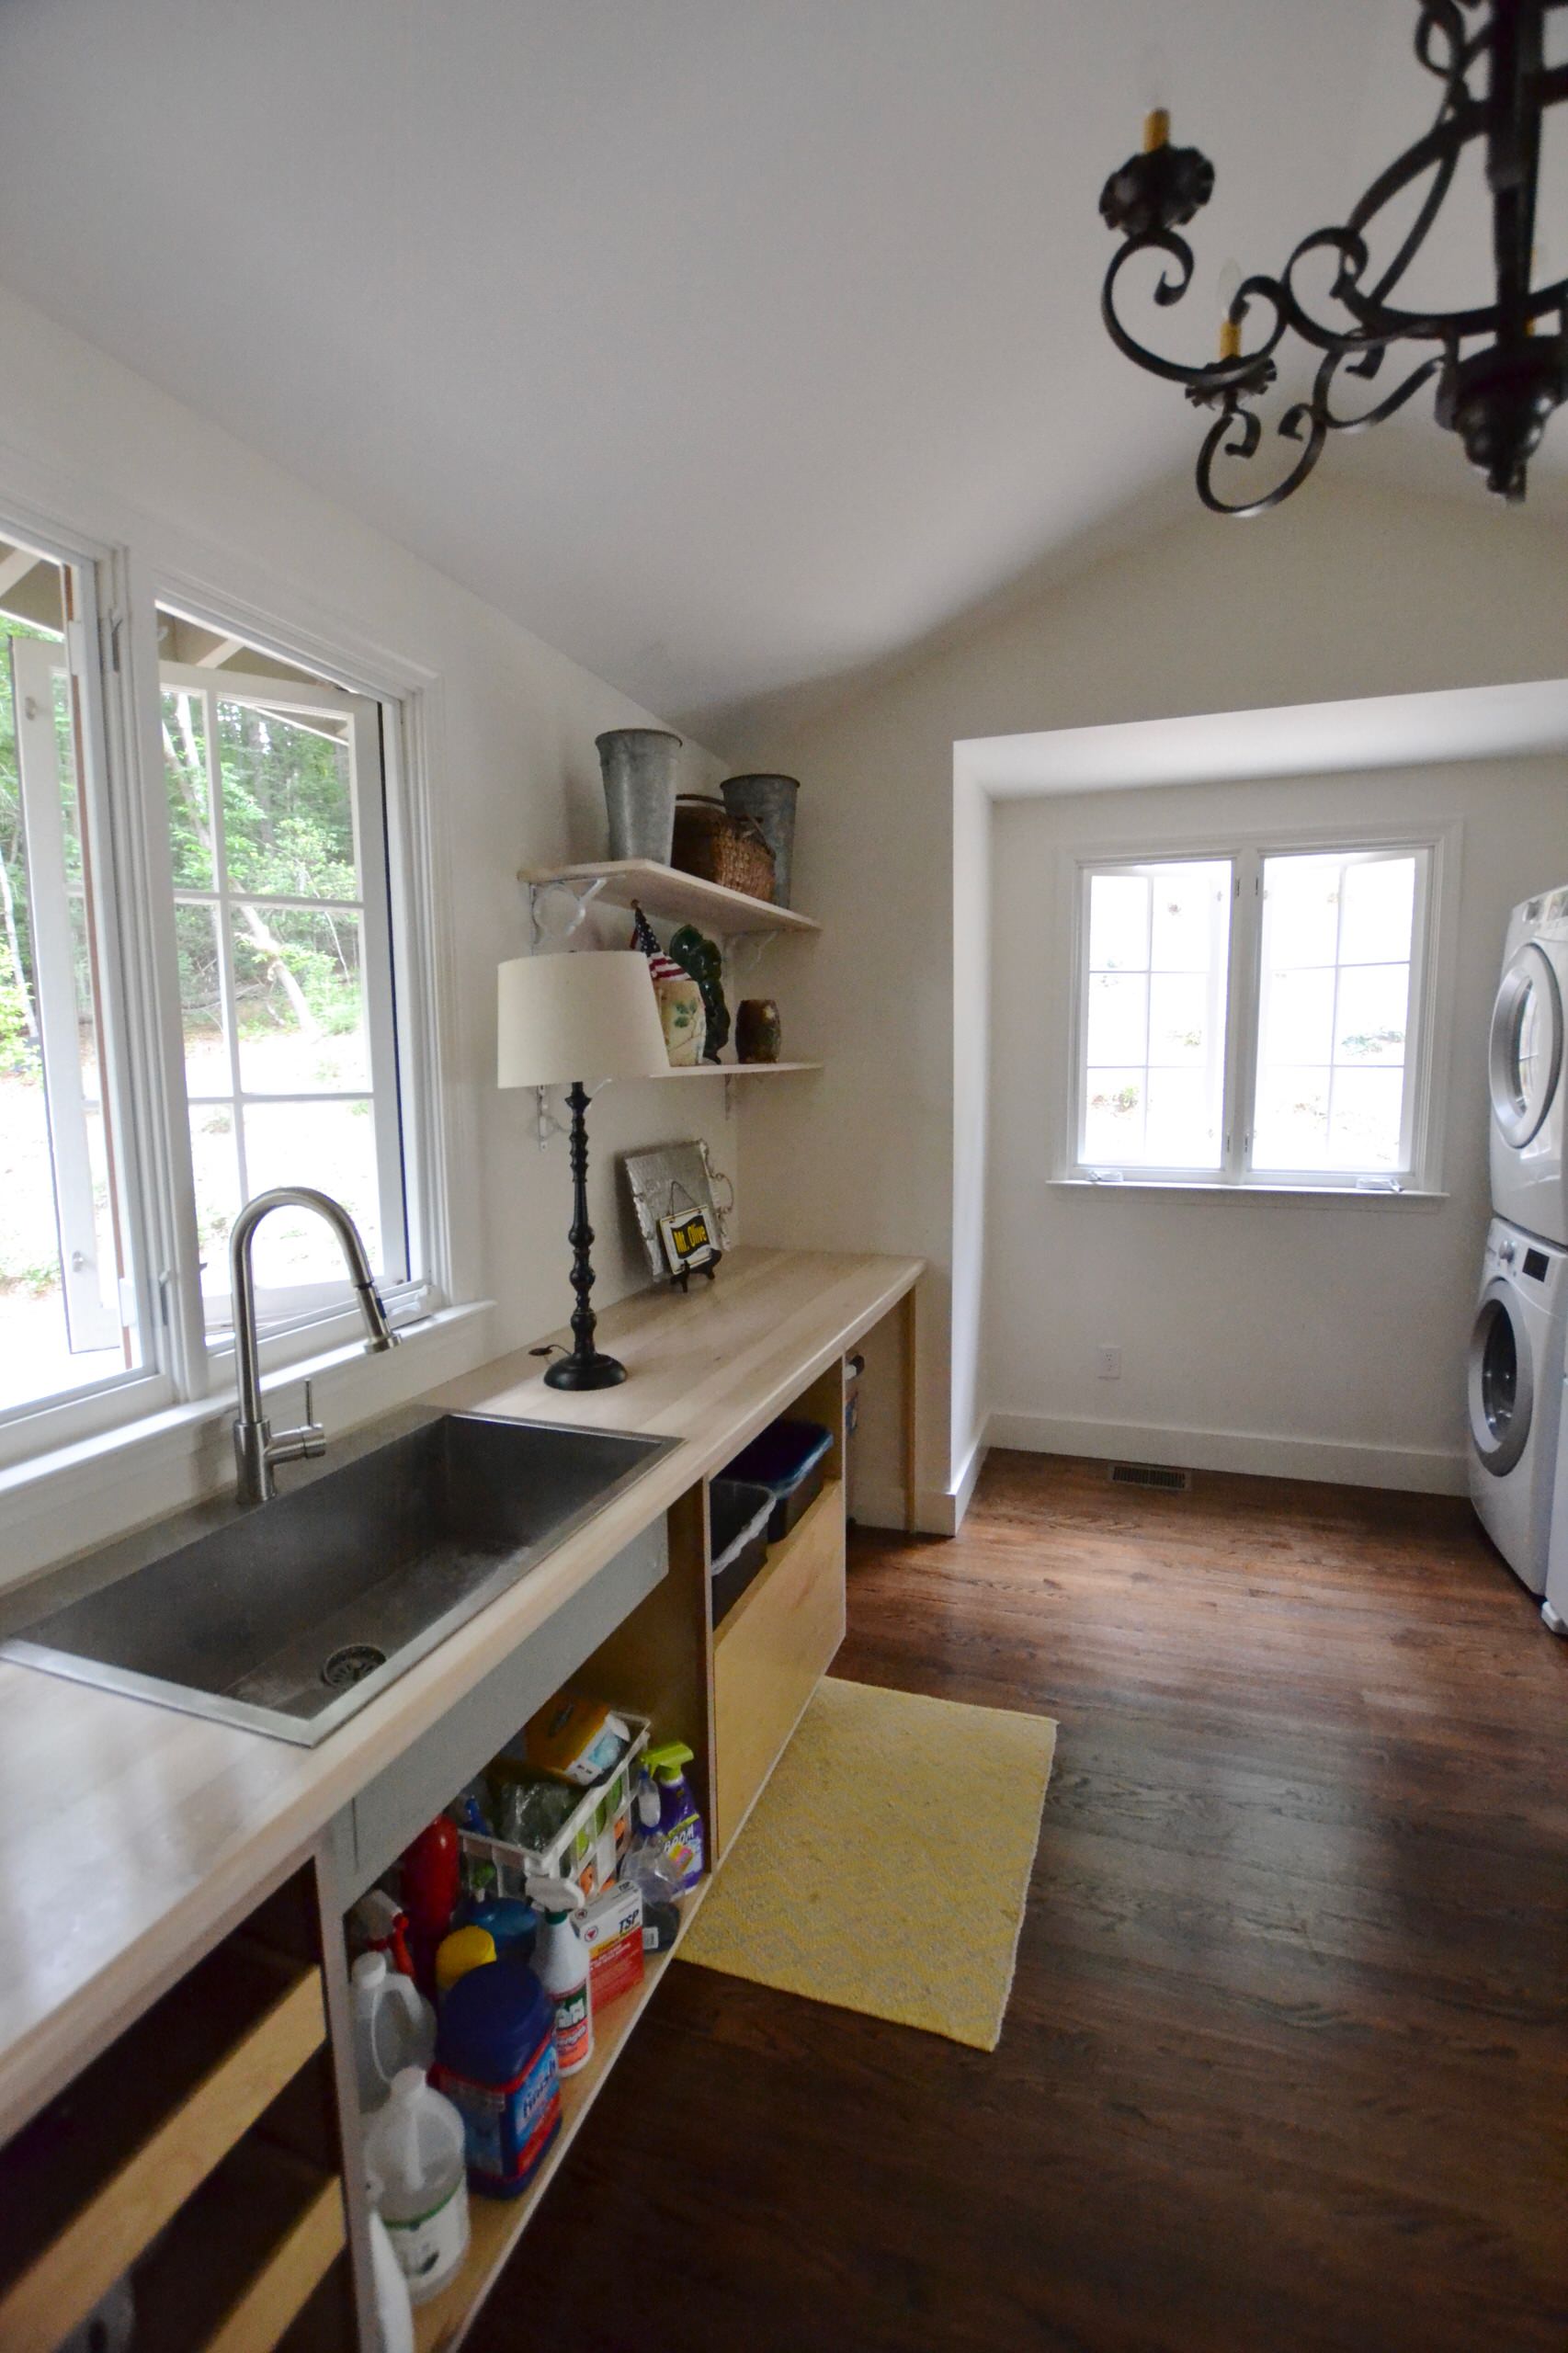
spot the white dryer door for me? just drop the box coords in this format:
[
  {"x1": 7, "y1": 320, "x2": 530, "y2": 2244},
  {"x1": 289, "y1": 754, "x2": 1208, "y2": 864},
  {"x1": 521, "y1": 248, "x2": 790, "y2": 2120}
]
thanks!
[
  {"x1": 1489, "y1": 942, "x2": 1562, "y2": 1147},
  {"x1": 1468, "y1": 1280, "x2": 1534, "y2": 1476}
]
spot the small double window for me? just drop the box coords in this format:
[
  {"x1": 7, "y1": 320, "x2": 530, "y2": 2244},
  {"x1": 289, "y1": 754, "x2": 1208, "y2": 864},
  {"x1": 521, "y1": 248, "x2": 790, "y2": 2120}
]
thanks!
[{"x1": 1072, "y1": 839, "x2": 1437, "y2": 1188}]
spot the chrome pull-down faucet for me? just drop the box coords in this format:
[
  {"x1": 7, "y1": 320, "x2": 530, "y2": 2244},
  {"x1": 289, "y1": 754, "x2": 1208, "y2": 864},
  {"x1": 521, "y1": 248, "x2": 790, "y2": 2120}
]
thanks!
[{"x1": 230, "y1": 1186, "x2": 399, "y2": 1506}]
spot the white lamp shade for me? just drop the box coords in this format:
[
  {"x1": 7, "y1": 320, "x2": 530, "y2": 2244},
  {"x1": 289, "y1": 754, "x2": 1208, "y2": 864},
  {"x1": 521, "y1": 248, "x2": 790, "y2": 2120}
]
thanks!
[{"x1": 497, "y1": 950, "x2": 669, "y2": 1088}]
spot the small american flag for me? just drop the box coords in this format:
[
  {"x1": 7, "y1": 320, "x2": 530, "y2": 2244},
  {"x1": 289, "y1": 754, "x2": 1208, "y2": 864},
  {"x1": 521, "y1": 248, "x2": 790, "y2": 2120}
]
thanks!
[{"x1": 630, "y1": 901, "x2": 685, "y2": 984}]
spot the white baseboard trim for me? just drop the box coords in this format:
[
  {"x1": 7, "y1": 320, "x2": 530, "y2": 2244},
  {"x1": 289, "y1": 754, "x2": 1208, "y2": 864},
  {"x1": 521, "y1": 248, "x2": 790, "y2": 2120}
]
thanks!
[
  {"x1": 847, "y1": 1481, "x2": 960, "y2": 1537},
  {"x1": 984, "y1": 1408, "x2": 1467, "y2": 1497},
  {"x1": 848, "y1": 1433, "x2": 991, "y2": 1539},
  {"x1": 949, "y1": 1429, "x2": 990, "y2": 1529}
]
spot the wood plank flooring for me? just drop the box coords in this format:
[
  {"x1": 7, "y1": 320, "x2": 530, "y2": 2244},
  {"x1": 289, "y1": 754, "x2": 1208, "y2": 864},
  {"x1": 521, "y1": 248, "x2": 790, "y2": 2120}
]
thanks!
[{"x1": 472, "y1": 1451, "x2": 1568, "y2": 2353}]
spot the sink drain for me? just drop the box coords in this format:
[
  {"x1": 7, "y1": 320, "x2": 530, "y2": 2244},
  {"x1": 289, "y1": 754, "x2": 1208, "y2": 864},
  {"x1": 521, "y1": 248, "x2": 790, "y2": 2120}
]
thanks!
[{"x1": 321, "y1": 1643, "x2": 387, "y2": 1691}]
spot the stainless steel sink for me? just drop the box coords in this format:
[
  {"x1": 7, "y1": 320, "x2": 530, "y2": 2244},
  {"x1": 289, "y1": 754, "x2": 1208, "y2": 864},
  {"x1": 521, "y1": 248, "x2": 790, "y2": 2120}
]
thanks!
[{"x1": 0, "y1": 1411, "x2": 675, "y2": 1745}]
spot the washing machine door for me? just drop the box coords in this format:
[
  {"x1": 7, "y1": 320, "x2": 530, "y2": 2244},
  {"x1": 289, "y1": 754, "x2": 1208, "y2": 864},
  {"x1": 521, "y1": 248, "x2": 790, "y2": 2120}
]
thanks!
[
  {"x1": 1469, "y1": 1280, "x2": 1535, "y2": 1475},
  {"x1": 1489, "y1": 942, "x2": 1563, "y2": 1147}
]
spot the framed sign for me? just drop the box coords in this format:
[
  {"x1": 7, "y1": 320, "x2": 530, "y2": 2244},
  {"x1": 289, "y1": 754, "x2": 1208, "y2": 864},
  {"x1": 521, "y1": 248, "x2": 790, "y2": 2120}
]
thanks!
[
  {"x1": 658, "y1": 1204, "x2": 718, "y2": 1276},
  {"x1": 621, "y1": 1141, "x2": 732, "y2": 1290}
]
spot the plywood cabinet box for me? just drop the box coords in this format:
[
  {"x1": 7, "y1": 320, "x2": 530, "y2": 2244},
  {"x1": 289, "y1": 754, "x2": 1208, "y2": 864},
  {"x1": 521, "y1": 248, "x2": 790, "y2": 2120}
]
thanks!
[{"x1": 0, "y1": 1248, "x2": 921, "y2": 2353}]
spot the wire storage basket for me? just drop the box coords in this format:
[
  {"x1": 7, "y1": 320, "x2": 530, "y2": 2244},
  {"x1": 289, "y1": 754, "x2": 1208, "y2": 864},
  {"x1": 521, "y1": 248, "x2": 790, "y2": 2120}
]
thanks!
[{"x1": 459, "y1": 1714, "x2": 652, "y2": 1902}]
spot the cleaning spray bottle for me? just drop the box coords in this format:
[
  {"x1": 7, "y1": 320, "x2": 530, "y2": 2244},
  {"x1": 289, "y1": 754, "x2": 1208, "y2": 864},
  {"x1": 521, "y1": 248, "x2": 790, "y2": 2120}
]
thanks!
[
  {"x1": 526, "y1": 1877, "x2": 593, "y2": 2075},
  {"x1": 638, "y1": 1740, "x2": 705, "y2": 1892}
]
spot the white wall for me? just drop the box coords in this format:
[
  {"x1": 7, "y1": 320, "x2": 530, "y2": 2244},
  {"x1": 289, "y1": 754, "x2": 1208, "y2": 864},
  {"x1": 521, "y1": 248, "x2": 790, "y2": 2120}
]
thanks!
[
  {"x1": 986, "y1": 757, "x2": 1568, "y2": 1493},
  {"x1": 0, "y1": 281, "x2": 744, "y2": 1581},
  {"x1": 726, "y1": 476, "x2": 1568, "y2": 1518}
]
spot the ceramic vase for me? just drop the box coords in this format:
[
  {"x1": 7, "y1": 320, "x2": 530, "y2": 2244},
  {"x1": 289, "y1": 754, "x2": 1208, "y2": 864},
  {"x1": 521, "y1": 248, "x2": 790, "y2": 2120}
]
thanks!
[
  {"x1": 656, "y1": 972, "x2": 706, "y2": 1065},
  {"x1": 736, "y1": 998, "x2": 782, "y2": 1064}
]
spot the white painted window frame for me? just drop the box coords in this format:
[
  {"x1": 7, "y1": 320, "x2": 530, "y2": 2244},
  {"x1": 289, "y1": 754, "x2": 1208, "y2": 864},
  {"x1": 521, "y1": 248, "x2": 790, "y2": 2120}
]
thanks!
[
  {"x1": 1062, "y1": 820, "x2": 1459, "y2": 1196},
  {"x1": 11, "y1": 634, "x2": 125, "y2": 1352},
  {"x1": 146, "y1": 586, "x2": 450, "y2": 1403},
  {"x1": 156, "y1": 655, "x2": 410, "y2": 1335},
  {"x1": 0, "y1": 524, "x2": 453, "y2": 1469},
  {"x1": 1069, "y1": 849, "x2": 1236, "y2": 1182},
  {"x1": 0, "y1": 517, "x2": 174, "y2": 1468}
]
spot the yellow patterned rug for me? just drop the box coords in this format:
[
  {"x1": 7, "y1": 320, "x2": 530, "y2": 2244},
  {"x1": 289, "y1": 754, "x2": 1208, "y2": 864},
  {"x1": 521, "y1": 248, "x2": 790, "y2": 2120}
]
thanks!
[{"x1": 678, "y1": 1676, "x2": 1057, "y2": 2051}]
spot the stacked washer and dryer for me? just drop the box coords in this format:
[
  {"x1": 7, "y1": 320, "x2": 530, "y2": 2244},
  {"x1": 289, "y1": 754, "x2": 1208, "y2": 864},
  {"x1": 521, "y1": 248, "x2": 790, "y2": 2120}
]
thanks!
[{"x1": 1470, "y1": 889, "x2": 1568, "y2": 1631}]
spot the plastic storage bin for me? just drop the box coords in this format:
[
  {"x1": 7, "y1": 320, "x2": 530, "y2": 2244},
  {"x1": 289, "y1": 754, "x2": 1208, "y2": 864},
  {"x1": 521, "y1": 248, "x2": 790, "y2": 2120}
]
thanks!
[
  {"x1": 709, "y1": 1479, "x2": 774, "y2": 1628},
  {"x1": 722, "y1": 1419, "x2": 834, "y2": 1541},
  {"x1": 459, "y1": 1715, "x2": 650, "y2": 1902}
]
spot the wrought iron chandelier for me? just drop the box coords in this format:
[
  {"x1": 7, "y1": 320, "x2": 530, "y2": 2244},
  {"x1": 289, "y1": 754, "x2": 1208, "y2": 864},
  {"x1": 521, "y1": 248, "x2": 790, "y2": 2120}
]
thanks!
[{"x1": 1098, "y1": 0, "x2": 1568, "y2": 512}]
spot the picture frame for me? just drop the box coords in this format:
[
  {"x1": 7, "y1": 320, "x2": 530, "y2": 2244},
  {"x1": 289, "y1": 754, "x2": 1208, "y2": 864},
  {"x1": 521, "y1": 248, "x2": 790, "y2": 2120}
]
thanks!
[{"x1": 621, "y1": 1140, "x2": 733, "y2": 1288}]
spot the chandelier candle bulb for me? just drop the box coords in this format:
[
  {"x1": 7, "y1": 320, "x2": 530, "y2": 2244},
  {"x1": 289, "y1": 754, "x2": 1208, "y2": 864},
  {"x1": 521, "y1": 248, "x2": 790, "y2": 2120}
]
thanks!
[
  {"x1": 1219, "y1": 316, "x2": 1241, "y2": 363},
  {"x1": 1142, "y1": 108, "x2": 1169, "y2": 153}
]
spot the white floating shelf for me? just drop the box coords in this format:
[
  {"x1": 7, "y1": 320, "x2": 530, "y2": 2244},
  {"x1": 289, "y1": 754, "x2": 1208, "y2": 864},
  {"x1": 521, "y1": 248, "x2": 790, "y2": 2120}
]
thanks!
[
  {"x1": 644, "y1": 1060, "x2": 821, "y2": 1079},
  {"x1": 519, "y1": 858, "x2": 820, "y2": 938}
]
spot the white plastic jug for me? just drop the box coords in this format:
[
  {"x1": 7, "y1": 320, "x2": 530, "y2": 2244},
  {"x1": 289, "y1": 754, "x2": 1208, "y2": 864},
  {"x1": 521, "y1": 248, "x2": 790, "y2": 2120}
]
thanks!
[
  {"x1": 363, "y1": 2069, "x2": 470, "y2": 2306},
  {"x1": 352, "y1": 1951, "x2": 436, "y2": 2116},
  {"x1": 365, "y1": 2189, "x2": 415, "y2": 2353}
]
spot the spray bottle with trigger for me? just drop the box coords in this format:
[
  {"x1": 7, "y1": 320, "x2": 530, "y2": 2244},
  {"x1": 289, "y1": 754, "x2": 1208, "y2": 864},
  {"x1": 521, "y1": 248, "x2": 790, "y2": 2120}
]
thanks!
[
  {"x1": 526, "y1": 1877, "x2": 593, "y2": 2076},
  {"x1": 638, "y1": 1739, "x2": 705, "y2": 1893}
]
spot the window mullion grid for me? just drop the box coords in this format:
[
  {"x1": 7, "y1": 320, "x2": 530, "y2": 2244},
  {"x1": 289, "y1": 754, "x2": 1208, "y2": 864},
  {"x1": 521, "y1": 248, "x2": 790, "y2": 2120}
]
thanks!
[
  {"x1": 201, "y1": 685, "x2": 249, "y2": 1209},
  {"x1": 1075, "y1": 863, "x2": 1096, "y2": 1170},
  {"x1": 1324, "y1": 854, "x2": 1349, "y2": 1166},
  {"x1": 237, "y1": 1089, "x2": 372, "y2": 1108},
  {"x1": 1400, "y1": 850, "x2": 1431, "y2": 1179},
  {"x1": 1223, "y1": 850, "x2": 1261, "y2": 1184},
  {"x1": 348, "y1": 699, "x2": 408, "y2": 1284},
  {"x1": 1137, "y1": 870, "x2": 1153, "y2": 1163},
  {"x1": 216, "y1": 887, "x2": 365, "y2": 915},
  {"x1": 1206, "y1": 865, "x2": 1228, "y2": 1179}
]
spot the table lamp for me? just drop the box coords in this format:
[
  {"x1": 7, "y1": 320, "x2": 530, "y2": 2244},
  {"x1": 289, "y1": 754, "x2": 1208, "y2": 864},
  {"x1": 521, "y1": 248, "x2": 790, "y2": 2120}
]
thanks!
[{"x1": 497, "y1": 949, "x2": 669, "y2": 1389}]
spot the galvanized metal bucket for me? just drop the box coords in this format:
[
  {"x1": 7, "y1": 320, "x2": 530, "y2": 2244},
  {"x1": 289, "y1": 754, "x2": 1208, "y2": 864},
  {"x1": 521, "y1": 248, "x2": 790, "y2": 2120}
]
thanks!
[
  {"x1": 597, "y1": 729, "x2": 682, "y2": 863},
  {"x1": 720, "y1": 773, "x2": 800, "y2": 907}
]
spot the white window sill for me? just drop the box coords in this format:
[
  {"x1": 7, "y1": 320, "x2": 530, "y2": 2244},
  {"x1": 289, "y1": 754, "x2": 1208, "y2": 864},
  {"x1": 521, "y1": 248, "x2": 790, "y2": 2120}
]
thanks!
[
  {"x1": 1052, "y1": 1177, "x2": 1447, "y2": 1207},
  {"x1": 0, "y1": 1301, "x2": 495, "y2": 1598}
]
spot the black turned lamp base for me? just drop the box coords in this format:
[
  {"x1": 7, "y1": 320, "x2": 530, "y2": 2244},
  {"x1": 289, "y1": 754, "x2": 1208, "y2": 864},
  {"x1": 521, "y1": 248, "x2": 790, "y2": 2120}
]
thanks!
[
  {"x1": 542, "y1": 1076, "x2": 629, "y2": 1393},
  {"x1": 543, "y1": 1349, "x2": 627, "y2": 1392}
]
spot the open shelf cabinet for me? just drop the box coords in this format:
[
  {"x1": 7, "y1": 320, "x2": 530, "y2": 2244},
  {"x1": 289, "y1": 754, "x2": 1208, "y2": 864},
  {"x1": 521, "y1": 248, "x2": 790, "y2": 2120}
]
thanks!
[
  {"x1": 411, "y1": 1875, "x2": 710, "y2": 2353},
  {"x1": 0, "y1": 1868, "x2": 353, "y2": 2353}
]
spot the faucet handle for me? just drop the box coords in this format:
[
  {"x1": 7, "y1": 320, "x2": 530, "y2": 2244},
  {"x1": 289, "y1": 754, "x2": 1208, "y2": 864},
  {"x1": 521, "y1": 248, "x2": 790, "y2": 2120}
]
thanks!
[{"x1": 273, "y1": 1379, "x2": 326, "y2": 1464}]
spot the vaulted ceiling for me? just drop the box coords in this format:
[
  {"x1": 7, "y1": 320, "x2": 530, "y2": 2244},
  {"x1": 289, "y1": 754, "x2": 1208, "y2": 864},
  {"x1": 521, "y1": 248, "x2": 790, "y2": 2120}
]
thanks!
[{"x1": 0, "y1": 2, "x2": 1561, "y2": 738}]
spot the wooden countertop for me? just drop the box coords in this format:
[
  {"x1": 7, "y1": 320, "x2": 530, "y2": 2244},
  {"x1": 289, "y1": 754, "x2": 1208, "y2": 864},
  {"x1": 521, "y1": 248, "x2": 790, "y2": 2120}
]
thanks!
[{"x1": 0, "y1": 1247, "x2": 921, "y2": 2140}]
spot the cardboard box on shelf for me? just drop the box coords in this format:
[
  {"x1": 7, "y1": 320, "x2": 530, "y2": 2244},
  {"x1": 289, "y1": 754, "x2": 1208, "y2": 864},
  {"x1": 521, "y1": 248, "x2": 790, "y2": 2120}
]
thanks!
[{"x1": 581, "y1": 1882, "x2": 644, "y2": 2013}]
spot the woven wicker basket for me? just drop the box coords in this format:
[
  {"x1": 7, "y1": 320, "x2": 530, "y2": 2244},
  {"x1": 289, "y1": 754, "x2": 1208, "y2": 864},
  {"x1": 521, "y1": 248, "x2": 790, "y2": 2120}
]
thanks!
[{"x1": 671, "y1": 796, "x2": 776, "y2": 901}]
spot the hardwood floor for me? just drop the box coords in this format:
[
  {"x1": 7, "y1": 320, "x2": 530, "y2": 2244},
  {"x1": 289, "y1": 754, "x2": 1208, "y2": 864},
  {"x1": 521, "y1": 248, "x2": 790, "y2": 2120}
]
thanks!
[{"x1": 472, "y1": 1452, "x2": 1568, "y2": 2353}]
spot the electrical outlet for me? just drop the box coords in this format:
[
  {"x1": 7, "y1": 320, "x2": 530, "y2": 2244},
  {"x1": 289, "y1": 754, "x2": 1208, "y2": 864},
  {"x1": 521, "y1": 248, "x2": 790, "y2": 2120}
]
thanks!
[{"x1": 1096, "y1": 1345, "x2": 1122, "y2": 1381}]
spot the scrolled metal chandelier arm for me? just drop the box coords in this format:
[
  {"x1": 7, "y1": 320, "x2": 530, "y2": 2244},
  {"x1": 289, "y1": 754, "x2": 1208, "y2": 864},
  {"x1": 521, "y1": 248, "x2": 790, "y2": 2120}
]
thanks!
[{"x1": 1096, "y1": 0, "x2": 1568, "y2": 514}]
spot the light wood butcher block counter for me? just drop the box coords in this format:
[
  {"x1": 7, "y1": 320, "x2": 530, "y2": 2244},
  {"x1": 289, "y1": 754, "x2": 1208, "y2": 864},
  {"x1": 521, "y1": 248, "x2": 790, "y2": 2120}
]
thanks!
[{"x1": 0, "y1": 1246, "x2": 921, "y2": 2142}]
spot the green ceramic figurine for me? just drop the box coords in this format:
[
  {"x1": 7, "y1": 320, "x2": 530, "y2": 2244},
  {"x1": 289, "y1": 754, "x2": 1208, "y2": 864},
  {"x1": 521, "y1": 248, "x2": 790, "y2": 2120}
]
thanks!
[{"x1": 668, "y1": 924, "x2": 730, "y2": 1061}]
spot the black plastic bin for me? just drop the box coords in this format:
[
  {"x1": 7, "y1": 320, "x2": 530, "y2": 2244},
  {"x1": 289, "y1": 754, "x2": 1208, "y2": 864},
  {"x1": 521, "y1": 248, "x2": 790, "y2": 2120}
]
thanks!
[
  {"x1": 710, "y1": 1478, "x2": 774, "y2": 1627},
  {"x1": 722, "y1": 1418, "x2": 834, "y2": 1542}
]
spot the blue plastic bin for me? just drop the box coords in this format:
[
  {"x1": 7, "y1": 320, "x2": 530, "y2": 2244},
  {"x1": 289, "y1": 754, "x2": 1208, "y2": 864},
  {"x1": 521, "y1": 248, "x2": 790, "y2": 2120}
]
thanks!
[{"x1": 722, "y1": 1418, "x2": 834, "y2": 1541}]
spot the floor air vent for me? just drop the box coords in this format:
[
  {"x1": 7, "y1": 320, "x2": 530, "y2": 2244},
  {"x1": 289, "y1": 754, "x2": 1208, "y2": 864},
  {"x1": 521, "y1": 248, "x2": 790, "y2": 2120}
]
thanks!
[{"x1": 1108, "y1": 1461, "x2": 1191, "y2": 1494}]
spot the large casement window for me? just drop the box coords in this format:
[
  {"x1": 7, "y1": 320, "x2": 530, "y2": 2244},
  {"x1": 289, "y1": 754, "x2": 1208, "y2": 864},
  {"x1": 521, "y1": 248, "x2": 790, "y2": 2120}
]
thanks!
[
  {"x1": 1069, "y1": 838, "x2": 1441, "y2": 1189},
  {"x1": 0, "y1": 535, "x2": 147, "y2": 1425},
  {"x1": 157, "y1": 628, "x2": 408, "y2": 1336},
  {"x1": 0, "y1": 540, "x2": 435, "y2": 1464}
]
